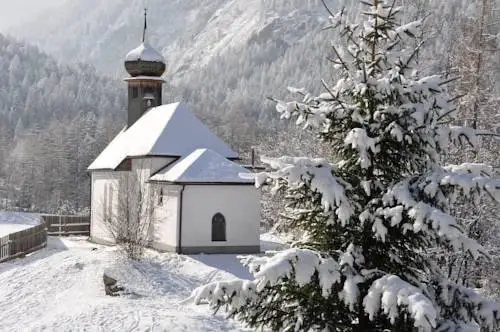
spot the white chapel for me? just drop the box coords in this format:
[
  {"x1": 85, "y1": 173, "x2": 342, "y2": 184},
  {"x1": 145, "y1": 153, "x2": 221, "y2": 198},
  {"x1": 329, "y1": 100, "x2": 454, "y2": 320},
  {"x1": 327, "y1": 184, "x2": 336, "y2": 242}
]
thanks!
[{"x1": 87, "y1": 17, "x2": 260, "y2": 254}]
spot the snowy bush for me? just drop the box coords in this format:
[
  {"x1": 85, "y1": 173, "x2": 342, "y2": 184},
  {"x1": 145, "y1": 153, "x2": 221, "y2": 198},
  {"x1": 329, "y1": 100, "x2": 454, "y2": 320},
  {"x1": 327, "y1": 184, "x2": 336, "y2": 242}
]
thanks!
[{"x1": 189, "y1": 1, "x2": 500, "y2": 331}]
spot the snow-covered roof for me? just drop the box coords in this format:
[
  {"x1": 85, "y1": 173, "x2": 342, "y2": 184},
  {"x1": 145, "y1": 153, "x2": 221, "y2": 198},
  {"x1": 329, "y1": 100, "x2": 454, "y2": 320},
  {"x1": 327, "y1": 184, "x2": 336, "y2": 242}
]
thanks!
[
  {"x1": 150, "y1": 148, "x2": 253, "y2": 184},
  {"x1": 125, "y1": 42, "x2": 165, "y2": 63},
  {"x1": 88, "y1": 103, "x2": 238, "y2": 170}
]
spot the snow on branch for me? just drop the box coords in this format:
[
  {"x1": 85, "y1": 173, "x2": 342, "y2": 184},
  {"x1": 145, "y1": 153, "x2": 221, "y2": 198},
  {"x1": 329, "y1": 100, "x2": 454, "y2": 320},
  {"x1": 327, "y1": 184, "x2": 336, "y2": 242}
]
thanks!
[
  {"x1": 419, "y1": 164, "x2": 500, "y2": 205},
  {"x1": 364, "y1": 275, "x2": 437, "y2": 331},
  {"x1": 190, "y1": 279, "x2": 258, "y2": 310},
  {"x1": 253, "y1": 156, "x2": 354, "y2": 225},
  {"x1": 441, "y1": 126, "x2": 479, "y2": 150},
  {"x1": 188, "y1": 248, "x2": 343, "y2": 308},
  {"x1": 271, "y1": 52, "x2": 481, "y2": 172},
  {"x1": 443, "y1": 163, "x2": 493, "y2": 176},
  {"x1": 394, "y1": 20, "x2": 422, "y2": 39},
  {"x1": 382, "y1": 181, "x2": 486, "y2": 259},
  {"x1": 252, "y1": 248, "x2": 342, "y2": 296},
  {"x1": 436, "y1": 281, "x2": 500, "y2": 331},
  {"x1": 344, "y1": 128, "x2": 379, "y2": 169}
]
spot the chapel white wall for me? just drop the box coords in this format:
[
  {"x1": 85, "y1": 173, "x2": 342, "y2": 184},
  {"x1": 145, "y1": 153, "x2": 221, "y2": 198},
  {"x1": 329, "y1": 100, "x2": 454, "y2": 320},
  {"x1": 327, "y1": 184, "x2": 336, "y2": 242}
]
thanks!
[
  {"x1": 133, "y1": 157, "x2": 175, "y2": 240},
  {"x1": 90, "y1": 157, "x2": 175, "y2": 246},
  {"x1": 151, "y1": 184, "x2": 181, "y2": 251},
  {"x1": 90, "y1": 171, "x2": 124, "y2": 244},
  {"x1": 181, "y1": 185, "x2": 260, "y2": 249}
]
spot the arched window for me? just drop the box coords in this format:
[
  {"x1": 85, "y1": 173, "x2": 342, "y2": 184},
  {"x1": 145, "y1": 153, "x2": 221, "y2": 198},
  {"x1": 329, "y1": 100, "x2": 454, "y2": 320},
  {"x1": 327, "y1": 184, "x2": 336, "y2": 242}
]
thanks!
[{"x1": 211, "y1": 213, "x2": 226, "y2": 242}]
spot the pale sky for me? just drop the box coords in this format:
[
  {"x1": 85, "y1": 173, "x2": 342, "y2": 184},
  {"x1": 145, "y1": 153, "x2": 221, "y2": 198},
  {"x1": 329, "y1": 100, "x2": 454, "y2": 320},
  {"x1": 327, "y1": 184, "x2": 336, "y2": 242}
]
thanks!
[{"x1": 0, "y1": 0, "x2": 68, "y2": 31}]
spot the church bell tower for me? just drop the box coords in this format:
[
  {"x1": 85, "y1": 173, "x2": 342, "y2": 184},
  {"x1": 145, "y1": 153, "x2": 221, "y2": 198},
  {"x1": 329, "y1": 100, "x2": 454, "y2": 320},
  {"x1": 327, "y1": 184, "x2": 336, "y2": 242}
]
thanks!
[{"x1": 124, "y1": 9, "x2": 166, "y2": 127}]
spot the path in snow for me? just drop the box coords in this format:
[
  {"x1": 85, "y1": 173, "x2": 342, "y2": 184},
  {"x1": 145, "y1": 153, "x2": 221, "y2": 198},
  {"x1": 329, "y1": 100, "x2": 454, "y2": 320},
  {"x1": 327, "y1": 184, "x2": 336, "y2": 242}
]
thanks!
[
  {"x1": 0, "y1": 211, "x2": 41, "y2": 237},
  {"x1": 0, "y1": 237, "x2": 263, "y2": 332}
]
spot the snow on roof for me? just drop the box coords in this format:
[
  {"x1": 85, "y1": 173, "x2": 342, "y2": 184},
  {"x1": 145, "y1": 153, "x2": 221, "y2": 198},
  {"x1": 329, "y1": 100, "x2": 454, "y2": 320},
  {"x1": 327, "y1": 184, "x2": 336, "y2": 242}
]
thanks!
[
  {"x1": 150, "y1": 148, "x2": 253, "y2": 184},
  {"x1": 125, "y1": 42, "x2": 165, "y2": 63},
  {"x1": 88, "y1": 103, "x2": 238, "y2": 171}
]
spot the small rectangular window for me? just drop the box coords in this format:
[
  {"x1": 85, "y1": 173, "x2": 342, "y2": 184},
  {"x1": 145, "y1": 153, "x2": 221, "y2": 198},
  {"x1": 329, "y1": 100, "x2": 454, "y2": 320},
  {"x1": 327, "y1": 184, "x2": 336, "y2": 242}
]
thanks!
[
  {"x1": 158, "y1": 188, "x2": 163, "y2": 206},
  {"x1": 103, "y1": 185, "x2": 108, "y2": 222},
  {"x1": 132, "y1": 87, "x2": 139, "y2": 99},
  {"x1": 108, "y1": 185, "x2": 113, "y2": 219}
]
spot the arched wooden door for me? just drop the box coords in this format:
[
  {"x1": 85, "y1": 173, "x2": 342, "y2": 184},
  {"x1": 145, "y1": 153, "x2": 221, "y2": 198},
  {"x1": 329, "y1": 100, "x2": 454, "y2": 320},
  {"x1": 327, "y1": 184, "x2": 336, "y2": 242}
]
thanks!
[{"x1": 211, "y1": 213, "x2": 226, "y2": 241}]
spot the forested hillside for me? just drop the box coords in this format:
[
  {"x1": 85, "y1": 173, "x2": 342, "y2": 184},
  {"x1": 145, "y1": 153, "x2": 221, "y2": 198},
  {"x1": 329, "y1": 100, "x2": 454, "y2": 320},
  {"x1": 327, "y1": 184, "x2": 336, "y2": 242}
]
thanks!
[
  {"x1": 0, "y1": 34, "x2": 126, "y2": 213},
  {"x1": 0, "y1": 33, "x2": 303, "y2": 214},
  {"x1": 11, "y1": 0, "x2": 498, "y2": 138},
  {"x1": 1, "y1": 0, "x2": 498, "y2": 216}
]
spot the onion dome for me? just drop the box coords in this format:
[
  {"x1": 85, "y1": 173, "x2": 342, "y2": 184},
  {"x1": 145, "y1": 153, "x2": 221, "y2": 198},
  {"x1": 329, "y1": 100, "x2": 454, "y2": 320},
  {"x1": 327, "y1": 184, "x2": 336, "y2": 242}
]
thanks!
[
  {"x1": 125, "y1": 42, "x2": 166, "y2": 77},
  {"x1": 124, "y1": 9, "x2": 166, "y2": 77}
]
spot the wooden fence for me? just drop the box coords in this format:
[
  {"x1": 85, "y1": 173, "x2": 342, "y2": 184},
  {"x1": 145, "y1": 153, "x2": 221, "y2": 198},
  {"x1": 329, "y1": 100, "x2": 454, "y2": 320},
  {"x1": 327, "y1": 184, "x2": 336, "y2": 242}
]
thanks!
[
  {"x1": 0, "y1": 214, "x2": 91, "y2": 263},
  {"x1": 42, "y1": 215, "x2": 90, "y2": 236},
  {"x1": 0, "y1": 222, "x2": 47, "y2": 263}
]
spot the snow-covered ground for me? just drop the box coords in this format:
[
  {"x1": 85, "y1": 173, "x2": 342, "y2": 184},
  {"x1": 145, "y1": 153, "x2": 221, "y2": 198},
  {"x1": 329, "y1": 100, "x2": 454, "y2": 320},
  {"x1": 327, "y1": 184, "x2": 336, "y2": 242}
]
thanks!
[
  {"x1": 0, "y1": 211, "x2": 41, "y2": 237},
  {"x1": 0, "y1": 235, "x2": 284, "y2": 331}
]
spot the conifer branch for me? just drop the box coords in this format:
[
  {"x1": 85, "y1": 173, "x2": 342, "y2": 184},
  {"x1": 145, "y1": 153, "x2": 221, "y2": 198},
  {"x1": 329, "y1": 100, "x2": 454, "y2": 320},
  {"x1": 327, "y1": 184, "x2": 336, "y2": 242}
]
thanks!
[
  {"x1": 401, "y1": 40, "x2": 425, "y2": 73},
  {"x1": 321, "y1": 79, "x2": 349, "y2": 115},
  {"x1": 330, "y1": 44, "x2": 349, "y2": 72},
  {"x1": 320, "y1": 0, "x2": 335, "y2": 17},
  {"x1": 437, "y1": 108, "x2": 458, "y2": 122},
  {"x1": 439, "y1": 77, "x2": 461, "y2": 86}
]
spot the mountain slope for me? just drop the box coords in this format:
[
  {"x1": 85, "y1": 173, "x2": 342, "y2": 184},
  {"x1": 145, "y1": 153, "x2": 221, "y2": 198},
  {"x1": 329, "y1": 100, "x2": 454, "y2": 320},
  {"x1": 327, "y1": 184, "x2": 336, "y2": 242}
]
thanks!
[
  {"x1": 10, "y1": 0, "x2": 495, "y2": 83},
  {"x1": 10, "y1": 0, "x2": 327, "y2": 78},
  {"x1": 9, "y1": 0, "x2": 487, "y2": 128}
]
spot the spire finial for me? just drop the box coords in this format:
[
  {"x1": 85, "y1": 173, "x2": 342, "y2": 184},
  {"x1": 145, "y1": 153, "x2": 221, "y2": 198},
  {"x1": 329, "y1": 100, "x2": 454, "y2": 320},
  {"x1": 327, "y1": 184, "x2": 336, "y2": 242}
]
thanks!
[{"x1": 142, "y1": 8, "x2": 147, "y2": 43}]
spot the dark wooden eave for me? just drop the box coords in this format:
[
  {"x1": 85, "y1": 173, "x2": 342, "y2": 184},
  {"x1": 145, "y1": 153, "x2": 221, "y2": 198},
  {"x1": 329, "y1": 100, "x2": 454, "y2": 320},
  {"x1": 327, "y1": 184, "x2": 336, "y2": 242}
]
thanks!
[{"x1": 147, "y1": 180, "x2": 255, "y2": 186}]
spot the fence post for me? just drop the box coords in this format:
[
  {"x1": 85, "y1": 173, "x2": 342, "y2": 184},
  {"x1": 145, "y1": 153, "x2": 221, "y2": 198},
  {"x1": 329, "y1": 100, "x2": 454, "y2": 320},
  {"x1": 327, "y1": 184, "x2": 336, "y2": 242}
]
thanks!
[{"x1": 0, "y1": 235, "x2": 9, "y2": 262}]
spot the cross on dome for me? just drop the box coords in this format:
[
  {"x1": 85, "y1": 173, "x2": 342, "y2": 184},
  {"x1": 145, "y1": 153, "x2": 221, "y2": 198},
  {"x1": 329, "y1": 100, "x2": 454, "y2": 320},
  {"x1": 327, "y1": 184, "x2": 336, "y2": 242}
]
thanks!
[
  {"x1": 124, "y1": 8, "x2": 166, "y2": 77},
  {"x1": 142, "y1": 8, "x2": 147, "y2": 43}
]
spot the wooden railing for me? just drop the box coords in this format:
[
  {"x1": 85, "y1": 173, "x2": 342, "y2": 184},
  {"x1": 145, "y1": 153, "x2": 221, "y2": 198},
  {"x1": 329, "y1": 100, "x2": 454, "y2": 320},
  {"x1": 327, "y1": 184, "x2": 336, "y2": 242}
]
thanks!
[
  {"x1": 0, "y1": 221, "x2": 47, "y2": 263},
  {"x1": 42, "y1": 215, "x2": 90, "y2": 236}
]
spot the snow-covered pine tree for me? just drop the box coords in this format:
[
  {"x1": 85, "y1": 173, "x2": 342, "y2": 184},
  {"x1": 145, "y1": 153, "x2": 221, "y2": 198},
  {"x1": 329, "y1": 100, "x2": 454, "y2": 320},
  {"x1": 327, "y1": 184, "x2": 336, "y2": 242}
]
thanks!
[{"x1": 189, "y1": 1, "x2": 500, "y2": 331}]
